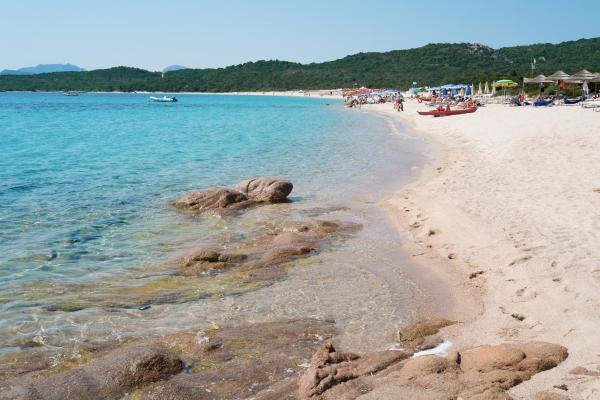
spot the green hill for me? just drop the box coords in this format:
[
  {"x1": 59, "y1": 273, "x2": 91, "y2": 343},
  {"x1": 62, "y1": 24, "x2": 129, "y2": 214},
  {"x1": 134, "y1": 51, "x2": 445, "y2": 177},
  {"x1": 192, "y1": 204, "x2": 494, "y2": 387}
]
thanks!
[{"x1": 1, "y1": 38, "x2": 599, "y2": 92}]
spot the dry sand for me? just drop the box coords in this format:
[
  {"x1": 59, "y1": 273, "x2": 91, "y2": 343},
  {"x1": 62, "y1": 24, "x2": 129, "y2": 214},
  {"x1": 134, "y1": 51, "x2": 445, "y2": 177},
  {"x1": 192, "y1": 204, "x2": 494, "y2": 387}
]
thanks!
[{"x1": 366, "y1": 100, "x2": 600, "y2": 399}]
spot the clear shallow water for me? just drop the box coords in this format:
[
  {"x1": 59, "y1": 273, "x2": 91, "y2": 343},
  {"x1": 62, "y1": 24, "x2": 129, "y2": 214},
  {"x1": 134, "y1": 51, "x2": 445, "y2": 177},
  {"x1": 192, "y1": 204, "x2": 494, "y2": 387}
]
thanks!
[{"x1": 0, "y1": 93, "x2": 427, "y2": 364}]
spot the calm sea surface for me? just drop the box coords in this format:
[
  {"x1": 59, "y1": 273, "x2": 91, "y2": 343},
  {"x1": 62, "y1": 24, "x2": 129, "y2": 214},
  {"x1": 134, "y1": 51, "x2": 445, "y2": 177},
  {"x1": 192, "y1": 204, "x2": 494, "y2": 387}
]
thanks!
[{"x1": 0, "y1": 93, "x2": 427, "y2": 364}]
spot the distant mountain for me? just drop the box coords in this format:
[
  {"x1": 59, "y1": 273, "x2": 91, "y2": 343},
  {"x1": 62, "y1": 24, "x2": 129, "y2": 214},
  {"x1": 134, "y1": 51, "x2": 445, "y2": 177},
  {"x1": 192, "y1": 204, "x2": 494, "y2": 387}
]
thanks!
[
  {"x1": 1, "y1": 37, "x2": 599, "y2": 91},
  {"x1": 0, "y1": 63, "x2": 86, "y2": 75},
  {"x1": 163, "y1": 65, "x2": 187, "y2": 72}
]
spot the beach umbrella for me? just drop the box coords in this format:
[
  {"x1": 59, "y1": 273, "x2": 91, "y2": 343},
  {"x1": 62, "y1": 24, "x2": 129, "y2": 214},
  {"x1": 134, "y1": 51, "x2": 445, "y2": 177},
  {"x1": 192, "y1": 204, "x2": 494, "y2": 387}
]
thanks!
[
  {"x1": 494, "y1": 80, "x2": 518, "y2": 99},
  {"x1": 569, "y1": 70, "x2": 596, "y2": 96},
  {"x1": 547, "y1": 70, "x2": 571, "y2": 81},
  {"x1": 491, "y1": 84, "x2": 496, "y2": 96},
  {"x1": 547, "y1": 70, "x2": 571, "y2": 95},
  {"x1": 570, "y1": 69, "x2": 596, "y2": 81},
  {"x1": 494, "y1": 79, "x2": 519, "y2": 87},
  {"x1": 523, "y1": 74, "x2": 553, "y2": 84},
  {"x1": 478, "y1": 82, "x2": 482, "y2": 95},
  {"x1": 484, "y1": 81, "x2": 489, "y2": 94}
]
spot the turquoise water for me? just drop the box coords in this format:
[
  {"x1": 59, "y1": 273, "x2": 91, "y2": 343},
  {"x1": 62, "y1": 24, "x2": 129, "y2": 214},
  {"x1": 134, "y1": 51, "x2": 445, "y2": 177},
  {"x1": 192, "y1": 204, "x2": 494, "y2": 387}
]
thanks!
[{"x1": 0, "y1": 93, "x2": 425, "y2": 362}]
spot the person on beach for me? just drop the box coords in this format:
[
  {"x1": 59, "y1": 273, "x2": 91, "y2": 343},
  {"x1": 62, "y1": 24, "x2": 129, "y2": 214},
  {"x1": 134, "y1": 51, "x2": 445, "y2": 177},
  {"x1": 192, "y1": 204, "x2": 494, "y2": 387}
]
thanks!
[{"x1": 395, "y1": 97, "x2": 404, "y2": 111}]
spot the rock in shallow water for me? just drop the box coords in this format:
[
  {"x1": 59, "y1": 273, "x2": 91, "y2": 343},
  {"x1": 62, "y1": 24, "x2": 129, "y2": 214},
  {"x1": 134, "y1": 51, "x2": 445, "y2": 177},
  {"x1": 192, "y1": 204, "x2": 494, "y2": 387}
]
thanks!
[
  {"x1": 1, "y1": 345, "x2": 183, "y2": 400},
  {"x1": 173, "y1": 187, "x2": 249, "y2": 211},
  {"x1": 173, "y1": 177, "x2": 293, "y2": 214},
  {"x1": 235, "y1": 176, "x2": 293, "y2": 202}
]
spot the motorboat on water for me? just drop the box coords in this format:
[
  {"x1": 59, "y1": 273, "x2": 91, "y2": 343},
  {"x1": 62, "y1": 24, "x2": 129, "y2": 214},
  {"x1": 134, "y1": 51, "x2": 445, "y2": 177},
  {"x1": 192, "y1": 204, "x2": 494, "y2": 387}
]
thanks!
[
  {"x1": 63, "y1": 91, "x2": 79, "y2": 96},
  {"x1": 149, "y1": 96, "x2": 178, "y2": 103}
]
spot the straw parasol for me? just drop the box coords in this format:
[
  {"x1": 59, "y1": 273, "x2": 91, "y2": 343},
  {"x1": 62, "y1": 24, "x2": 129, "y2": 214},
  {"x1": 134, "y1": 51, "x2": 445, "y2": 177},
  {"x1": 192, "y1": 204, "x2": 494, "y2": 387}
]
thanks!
[
  {"x1": 547, "y1": 71, "x2": 572, "y2": 95},
  {"x1": 569, "y1": 70, "x2": 597, "y2": 95},
  {"x1": 570, "y1": 69, "x2": 596, "y2": 81},
  {"x1": 547, "y1": 70, "x2": 571, "y2": 81},
  {"x1": 523, "y1": 74, "x2": 553, "y2": 84}
]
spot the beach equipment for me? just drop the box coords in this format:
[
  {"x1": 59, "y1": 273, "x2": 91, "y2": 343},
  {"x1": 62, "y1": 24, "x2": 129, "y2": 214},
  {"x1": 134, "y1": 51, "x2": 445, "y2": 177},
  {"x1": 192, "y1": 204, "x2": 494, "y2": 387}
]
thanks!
[
  {"x1": 548, "y1": 70, "x2": 571, "y2": 81},
  {"x1": 494, "y1": 79, "x2": 518, "y2": 88},
  {"x1": 149, "y1": 96, "x2": 178, "y2": 102},
  {"x1": 478, "y1": 82, "x2": 482, "y2": 95},
  {"x1": 523, "y1": 75, "x2": 553, "y2": 84},
  {"x1": 568, "y1": 70, "x2": 596, "y2": 95},
  {"x1": 547, "y1": 71, "x2": 571, "y2": 95},
  {"x1": 417, "y1": 105, "x2": 478, "y2": 117},
  {"x1": 533, "y1": 97, "x2": 556, "y2": 107},
  {"x1": 563, "y1": 97, "x2": 584, "y2": 105}
]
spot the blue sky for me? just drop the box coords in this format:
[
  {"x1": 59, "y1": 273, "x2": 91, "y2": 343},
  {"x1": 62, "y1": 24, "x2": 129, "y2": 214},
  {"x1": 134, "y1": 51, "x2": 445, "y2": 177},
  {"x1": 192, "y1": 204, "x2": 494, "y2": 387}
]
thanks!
[{"x1": 2, "y1": 0, "x2": 599, "y2": 71}]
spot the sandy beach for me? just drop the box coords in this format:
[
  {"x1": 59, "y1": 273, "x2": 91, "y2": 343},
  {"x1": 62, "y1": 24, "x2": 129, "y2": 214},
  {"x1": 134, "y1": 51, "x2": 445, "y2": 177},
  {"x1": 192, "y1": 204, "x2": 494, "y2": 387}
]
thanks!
[{"x1": 368, "y1": 100, "x2": 600, "y2": 399}]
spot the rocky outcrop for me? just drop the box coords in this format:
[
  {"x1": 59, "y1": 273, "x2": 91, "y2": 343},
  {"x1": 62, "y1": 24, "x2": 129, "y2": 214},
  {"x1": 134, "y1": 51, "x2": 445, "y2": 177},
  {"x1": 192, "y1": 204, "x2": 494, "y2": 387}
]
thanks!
[
  {"x1": 235, "y1": 177, "x2": 293, "y2": 202},
  {"x1": 173, "y1": 187, "x2": 249, "y2": 212},
  {"x1": 1, "y1": 345, "x2": 183, "y2": 400},
  {"x1": 127, "y1": 319, "x2": 337, "y2": 400},
  {"x1": 173, "y1": 177, "x2": 293, "y2": 214},
  {"x1": 293, "y1": 341, "x2": 568, "y2": 400},
  {"x1": 298, "y1": 344, "x2": 409, "y2": 398},
  {"x1": 179, "y1": 220, "x2": 361, "y2": 278},
  {"x1": 1, "y1": 317, "x2": 569, "y2": 400}
]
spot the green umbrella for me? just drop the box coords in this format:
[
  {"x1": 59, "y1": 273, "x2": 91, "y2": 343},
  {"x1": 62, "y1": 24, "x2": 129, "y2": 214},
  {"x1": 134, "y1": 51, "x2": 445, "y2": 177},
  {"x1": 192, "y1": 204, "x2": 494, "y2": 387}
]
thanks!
[{"x1": 494, "y1": 79, "x2": 519, "y2": 87}]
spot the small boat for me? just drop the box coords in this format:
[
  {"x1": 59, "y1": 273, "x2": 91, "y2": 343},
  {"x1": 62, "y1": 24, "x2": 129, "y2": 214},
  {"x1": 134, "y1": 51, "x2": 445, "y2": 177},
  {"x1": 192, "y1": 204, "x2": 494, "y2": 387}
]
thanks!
[
  {"x1": 63, "y1": 91, "x2": 79, "y2": 96},
  {"x1": 149, "y1": 96, "x2": 178, "y2": 103},
  {"x1": 417, "y1": 105, "x2": 477, "y2": 117}
]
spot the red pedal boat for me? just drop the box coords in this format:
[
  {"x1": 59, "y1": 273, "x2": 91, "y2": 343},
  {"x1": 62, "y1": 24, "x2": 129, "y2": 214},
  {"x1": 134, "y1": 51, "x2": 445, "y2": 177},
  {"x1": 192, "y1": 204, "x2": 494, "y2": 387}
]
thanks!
[{"x1": 418, "y1": 105, "x2": 477, "y2": 117}]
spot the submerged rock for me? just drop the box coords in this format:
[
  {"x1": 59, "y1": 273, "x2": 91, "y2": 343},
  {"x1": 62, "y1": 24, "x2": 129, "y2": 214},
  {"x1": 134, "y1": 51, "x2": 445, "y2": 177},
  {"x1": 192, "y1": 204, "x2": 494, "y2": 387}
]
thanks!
[
  {"x1": 129, "y1": 319, "x2": 337, "y2": 399},
  {"x1": 1, "y1": 345, "x2": 183, "y2": 400},
  {"x1": 235, "y1": 176, "x2": 293, "y2": 202},
  {"x1": 179, "y1": 220, "x2": 361, "y2": 279}
]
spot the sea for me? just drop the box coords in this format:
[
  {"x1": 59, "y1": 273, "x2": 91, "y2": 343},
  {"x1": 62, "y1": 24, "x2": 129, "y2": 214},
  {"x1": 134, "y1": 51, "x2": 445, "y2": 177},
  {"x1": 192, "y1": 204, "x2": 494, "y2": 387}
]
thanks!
[{"x1": 0, "y1": 92, "x2": 428, "y2": 369}]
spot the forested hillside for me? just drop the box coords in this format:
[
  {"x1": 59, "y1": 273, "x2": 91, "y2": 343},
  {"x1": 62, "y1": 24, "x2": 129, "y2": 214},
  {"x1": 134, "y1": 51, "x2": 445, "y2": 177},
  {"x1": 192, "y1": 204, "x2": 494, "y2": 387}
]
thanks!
[{"x1": 1, "y1": 38, "x2": 598, "y2": 92}]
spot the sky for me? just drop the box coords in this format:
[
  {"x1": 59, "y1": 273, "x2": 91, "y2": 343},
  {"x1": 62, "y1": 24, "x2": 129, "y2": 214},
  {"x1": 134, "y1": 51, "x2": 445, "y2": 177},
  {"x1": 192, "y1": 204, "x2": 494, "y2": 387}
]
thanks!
[{"x1": 2, "y1": 0, "x2": 599, "y2": 71}]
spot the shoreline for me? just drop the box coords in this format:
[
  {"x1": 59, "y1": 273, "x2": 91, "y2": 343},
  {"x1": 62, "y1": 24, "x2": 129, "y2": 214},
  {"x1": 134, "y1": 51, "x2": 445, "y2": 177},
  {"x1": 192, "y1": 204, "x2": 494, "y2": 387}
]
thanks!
[{"x1": 367, "y1": 100, "x2": 600, "y2": 398}]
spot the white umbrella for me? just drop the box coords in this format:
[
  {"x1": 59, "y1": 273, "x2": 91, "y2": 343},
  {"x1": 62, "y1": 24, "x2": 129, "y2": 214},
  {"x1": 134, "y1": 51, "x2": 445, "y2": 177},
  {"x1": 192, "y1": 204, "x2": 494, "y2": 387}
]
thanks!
[
  {"x1": 484, "y1": 81, "x2": 489, "y2": 94},
  {"x1": 478, "y1": 82, "x2": 482, "y2": 95}
]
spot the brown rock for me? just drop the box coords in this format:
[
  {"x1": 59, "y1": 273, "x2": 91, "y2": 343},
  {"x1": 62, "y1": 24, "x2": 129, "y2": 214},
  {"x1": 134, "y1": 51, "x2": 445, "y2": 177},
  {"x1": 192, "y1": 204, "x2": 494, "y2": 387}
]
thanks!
[
  {"x1": 398, "y1": 318, "x2": 455, "y2": 351},
  {"x1": 298, "y1": 344, "x2": 408, "y2": 398},
  {"x1": 235, "y1": 176, "x2": 293, "y2": 202},
  {"x1": 460, "y1": 344, "x2": 526, "y2": 373},
  {"x1": 296, "y1": 341, "x2": 568, "y2": 400},
  {"x1": 173, "y1": 187, "x2": 248, "y2": 211},
  {"x1": 137, "y1": 319, "x2": 336, "y2": 400},
  {"x1": 2, "y1": 345, "x2": 183, "y2": 400}
]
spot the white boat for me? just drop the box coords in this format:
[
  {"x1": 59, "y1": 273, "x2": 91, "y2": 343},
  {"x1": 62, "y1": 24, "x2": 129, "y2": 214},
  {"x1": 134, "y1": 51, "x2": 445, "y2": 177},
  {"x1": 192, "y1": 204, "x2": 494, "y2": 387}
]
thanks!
[
  {"x1": 149, "y1": 95, "x2": 178, "y2": 103},
  {"x1": 63, "y1": 91, "x2": 79, "y2": 96}
]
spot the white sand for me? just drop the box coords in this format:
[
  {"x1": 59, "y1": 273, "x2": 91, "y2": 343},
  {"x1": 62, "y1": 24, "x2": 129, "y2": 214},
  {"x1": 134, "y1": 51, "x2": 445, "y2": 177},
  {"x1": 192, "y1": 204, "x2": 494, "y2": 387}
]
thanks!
[{"x1": 368, "y1": 101, "x2": 600, "y2": 399}]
